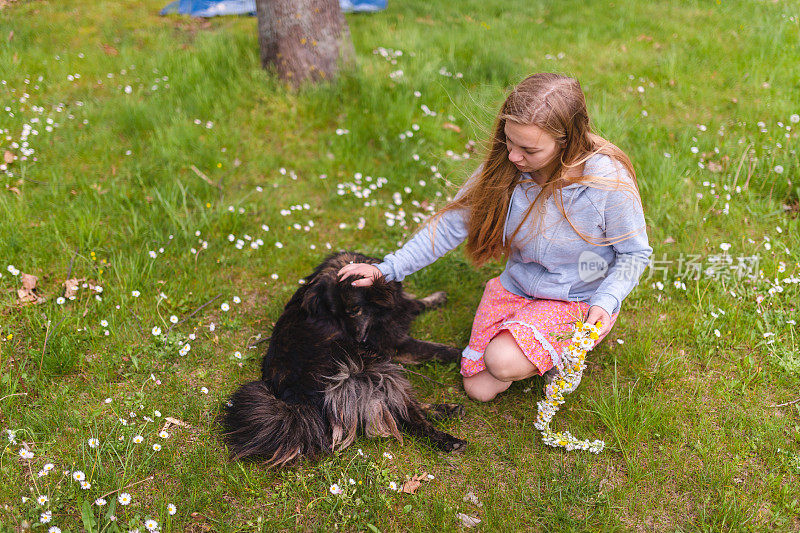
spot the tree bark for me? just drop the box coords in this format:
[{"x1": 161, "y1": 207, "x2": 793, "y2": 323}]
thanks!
[{"x1": 255, "y1": 0, "x2": 354, "y2": 88}]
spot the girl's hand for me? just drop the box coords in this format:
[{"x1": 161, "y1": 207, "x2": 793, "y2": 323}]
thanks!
[
  {"x1": 585, "y1": 305, "x2": 611, "y2": 338},
  {"x1": 337, "y1": 263, "x2": 384, "y2": 287}
]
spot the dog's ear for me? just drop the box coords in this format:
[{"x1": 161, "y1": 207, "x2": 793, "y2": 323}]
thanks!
[
  {"x1": 301, "y1": 275, "x2": 339, "y2": 317},
  {"x1": 367, "y1": 277, "x2": 398, "y2": 308}
]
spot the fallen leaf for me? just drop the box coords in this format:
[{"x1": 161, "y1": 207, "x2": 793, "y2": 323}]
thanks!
[
  {"x1": 401, "y1": 472, "x2": 428, "y2": 494},
  {"x1": 101, "y1": 43, "x2": 119, "y2": 56},
  {"x1": 462, "y1": 491, "x2": 483, "y2": 507},
  {"x1": 662, "y1": 236, "x2": 675, "y2": 244},
  {"x1": 17, "y1": 273, "x2": 45, "y2": 305},
  {"x1": 442, "y1": 122, "x2": 461, "y2": 133},
  {"x1": 161, "y1": 416, "x2": 192, "y2": 432},
  {"x1": 456, "y1": 513, "x2": 481, "y2": 528},
  {"x1": 4, "y1": 150, "x2": 14, "y2": 164},
  {"x1": 7, "y1": 186, "x2": 21, "y2": 195},
  {"x1": 63, "y1": 278, "x2": 84, "y2": 299}
]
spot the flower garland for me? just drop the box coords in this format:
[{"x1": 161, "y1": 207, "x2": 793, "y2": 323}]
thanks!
[{"x1": 534, "y1": 320, "x2": 605, "y2": 454}]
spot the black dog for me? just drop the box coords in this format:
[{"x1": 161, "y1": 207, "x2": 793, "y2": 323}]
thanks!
[{"x1": 221, "y1": 252, "x2": 467, "y2": 465}]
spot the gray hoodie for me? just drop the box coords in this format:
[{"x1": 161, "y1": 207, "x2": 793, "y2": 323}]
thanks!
[{"x1": 376, "y1": 154, "x2": 653, "y2": 318}]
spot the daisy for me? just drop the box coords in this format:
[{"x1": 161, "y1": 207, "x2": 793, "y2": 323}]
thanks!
[
  {"x1": 43, "y1": 463, "x2": 54, "y2": 471},
  {"x1": 389, "y1": 481, "x2": 398, "y2": 491},
  {"x1": 88, "y1": 438, "x2": 99, "y2": 448},
  {"x1": 169, "y1": 315, "x2": 178, "y2": 324},
  {"x1": 151, "y1": 326, "x2": 161, "y2": 336},
  {"x1": 19, "y1": 448, "x2": 34, "y2": 459},
  {"x1": 118, "y1": 492, "x2": 132, "y2": 505},
  {"x1": 159, "y1": 430, "x2": 169, "y2": 439},
  {"x1": 131, "y1": 290, "x2": 140, "y2": 297},
  {"x1": 37, "y1": 494, "x2": 49, "y2": 505},
  {"x1": 48, "y1": 527, "x2": 61, "y2": 533},
  {"x1": 100, "y1": 320, "x2": 108, "y2": 327},
  {"x1": 81, "y1": 480, "x2": 91, "y2": 490},
  {"x1": 329, "y1": 484, "x2": 344, "y2": 495},
  {"x1": 144, "y1": 519, "x2": 158, "y2": 531},
  {"x1": 233, "y1": 296, "x2": 241, "y2": 304},
  {"x1": 220, "y1": 302, "x2": 230, "y2": 312},
  {"x1": 133, "y1": 435, "x2": 144, "y2": 443},
  {"x1": 95, "y1": 497, "x2": 107, "y2": 506},
  {"x1": 153, "y1": 443, "x2": 162, "y2": 451},
  {"x1": 382, "y1": 452, "x2": 393, "y2": 460},
  {"x1": 233, "y1": 351, "x2": 242, "y2": 359},
  {"x1": 40, "y1": 510, "x2": 52, "y2": 523},
  {"x1": 56, "y1": 297, "x2": 65, "y2": 305},
  {"x1": 200, "y1": 387, "x2": 208, "y2": 394},
  {"x1": 167, "y1": 503, "x2": 177, "y2": 515},
  {"x1": 72, "y1": 470, "x2": 85, "y2": 482}
]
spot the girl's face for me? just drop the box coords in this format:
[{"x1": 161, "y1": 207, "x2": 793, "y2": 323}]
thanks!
[{"x1": 504, "y1": 121, "x2": 561, "y2": 175}]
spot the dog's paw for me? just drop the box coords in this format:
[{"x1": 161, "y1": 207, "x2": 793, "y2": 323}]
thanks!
[
  {"x1": 419, "y1": 291, "x2": 447, "y2": 309},
  {"x1": 442, "y1": 436, "x2": 468, "y2": 453},
  {"x1": 441, "y1": 403, "x2": 466, "y2": 419}
]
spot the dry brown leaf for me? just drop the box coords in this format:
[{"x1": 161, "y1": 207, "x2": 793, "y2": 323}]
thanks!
[
  {"x1": 63, "y1": 278, "x2": 85, "y2": 299},
  {"x1": 17, "y1": 273, "x2": 45, "y2": 305},
  {"x1": 161, "y1": 416, "x2": 192, "y2": 432},
  {"x1": 662, "y1": 236, "x2": 675, "y2": 244},
  {"x1": 102, "y1": 43, "x2": 119, "y2": 56},
  {"x1": 456, "y1": 513, "x2": 481, "y2": 528},
  {"x1": 442, "y1": 122, "x2": 461, "y2": 133},
  {"x1": 401, "y1": 472, "x2": 429, "y2": 494},
  {"x1": 4, "y1": 150, "x2": 14, "y2": 164},
  {"x1": 7, "y1": 186, "x2": 21, "y2": 195}
]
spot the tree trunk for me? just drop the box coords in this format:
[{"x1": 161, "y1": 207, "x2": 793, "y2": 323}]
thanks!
[{"x1": 255, "y1": 0, "x2": 354, "y2": 88}]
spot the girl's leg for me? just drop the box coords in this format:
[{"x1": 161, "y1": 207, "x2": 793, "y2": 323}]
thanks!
[{"x1": 463, "y1": 331, "x2": 540, "y2": 402}]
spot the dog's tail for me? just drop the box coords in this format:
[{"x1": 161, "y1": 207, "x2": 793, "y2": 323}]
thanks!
[{"x1": 220, "y1": 381, "x2": 327, "y2": 466}]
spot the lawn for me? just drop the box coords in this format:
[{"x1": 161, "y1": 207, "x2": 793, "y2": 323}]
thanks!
[{"x1": 1, "y1": 0, "x2": 799, "y2": 531}]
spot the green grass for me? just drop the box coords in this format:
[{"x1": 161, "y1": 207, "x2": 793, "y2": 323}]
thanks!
[{"x1": 1, "y1": 0, "x2": 799, "y2": 530}]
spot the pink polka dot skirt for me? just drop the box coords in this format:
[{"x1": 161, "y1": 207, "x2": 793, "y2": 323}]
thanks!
[{"x1": 460, "y1": 277, "x2": 619, "y2": 378}]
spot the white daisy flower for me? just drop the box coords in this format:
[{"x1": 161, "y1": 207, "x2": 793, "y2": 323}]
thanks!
[
  {"x1": 81, "y1": 480, "x2": 91, "y2": 490},
  {"x1": 167, "y1": 503, "x2": 177, "y2": 515},
  {"x1": 151, "y1": 326, "x2": 161, "y2": 336},
  {"x1": 169, "y1": 315, "x2": 178, "y2": 323},
  {"x1": 131, "y1": 290, "x2": 140, "y2": 297},
  {"x1": 133, "y1": 435, "x2": 144, "y2": 443},
  {"x1": 88, "y1": 438, "x2": 99, "y2": 448},
  {"x1": 329, "y1": 484, "x2": 344, "y2": 495},
  {"x1": 153, "y1": 443, "x2": 162, "y2": 451},
  {"x1": 159, "y1": 430, "x2": 169, "y2": 439},
  {"x1": 145, "y1": 519, "x2": 158, "y2": 531},
  {"x1": 40, "y1": 510, "x2": 52, "y2": 523},
  {"x1": 37, "y1": 494, "x2": 49, "y2": 505},
  {"x1": 72, "y1": 470, "x2": 85, "y2": 481},
  {"x1": 100, "y1": 320, "x2": 108, "y2": 327},
  {"x1": 48, "y1": 527, "x2": 61, "y2": 533},
  {"x1": 220, "y1": 302, "x2": 230, "y2": 312},
  {"x1": 382, "y1": 452, "x2": 393, "y2": 460},
  {"x1": 118, "y1": 492, "x2": 131, "y2": 505},
  {"x1": 389, "y1": 481, "x2": 398, "y2": 491},
  {"x1": 95, "y1": 497, "x2": 107, "y2": 506},
  {"x1": 56, "y1": 297, "x2": 66, "y2": 305}
]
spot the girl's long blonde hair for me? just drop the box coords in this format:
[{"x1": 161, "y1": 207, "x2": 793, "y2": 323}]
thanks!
[{"x1": 435, "y1": 73, "x2": 643, "y2": 266}]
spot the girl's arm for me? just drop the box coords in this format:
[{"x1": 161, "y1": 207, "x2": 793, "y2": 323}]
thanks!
[
  {"x1": 375, "y1": 206, "x2": 469, "y2": 281},
  {"x1": 587, "y1": 182, "x2": 653, "y2": 317}
]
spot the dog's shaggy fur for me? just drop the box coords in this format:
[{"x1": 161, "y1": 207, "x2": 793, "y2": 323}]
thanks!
[{"x1": 221, "y1": 252, "x2": 467, "y2": 465}]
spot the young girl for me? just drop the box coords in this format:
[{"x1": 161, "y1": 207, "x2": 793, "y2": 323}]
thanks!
[{"x1": 338, "y1": 73, "x2": 652, "y2": 402}]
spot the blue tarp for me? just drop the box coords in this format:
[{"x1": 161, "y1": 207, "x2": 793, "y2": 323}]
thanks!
[{"x1": 160, "y1": 0, "x2": 387, "y2": 17}]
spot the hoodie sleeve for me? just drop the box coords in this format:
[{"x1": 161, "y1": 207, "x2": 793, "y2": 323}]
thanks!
[
  {"x1": 376, "y1": 166, "x2": 482, "y2": 281},
  {"x1": 588, "y1": 174, "x2": 653, "y2": 317}
]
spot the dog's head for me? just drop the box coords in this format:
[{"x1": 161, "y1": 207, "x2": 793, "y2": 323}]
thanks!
[{"x1": 300, "y1": 253, "x2": 399, "y2": 342}]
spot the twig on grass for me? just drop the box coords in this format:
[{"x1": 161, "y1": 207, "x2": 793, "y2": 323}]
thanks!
[
  {"x1": 0, "y1": 392, "x2": 27, "y2": 402},
  {"x1": 97, "y1": 475, "x2": 155, "y2": 501},
  {"x1": 191, "y1": 165, "x2": 222, "y2": 191},
  {"x1": 769, "y1": 397, "x2": 800, "y2": 408},
  {"x1": 66, "y1": 248, "x2": 79, "y2": 280},
  {"x1": 165, "y1": 294, "x2": 222, "y2": 337}
]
